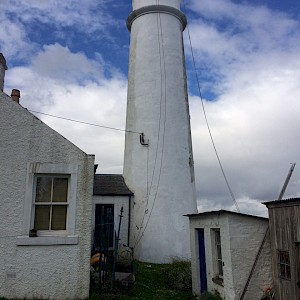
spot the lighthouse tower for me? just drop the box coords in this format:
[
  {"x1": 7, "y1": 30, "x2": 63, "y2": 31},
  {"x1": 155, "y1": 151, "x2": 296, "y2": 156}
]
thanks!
[{"x1": 123, "y1": 0, "x2": 197, "y2": 263}]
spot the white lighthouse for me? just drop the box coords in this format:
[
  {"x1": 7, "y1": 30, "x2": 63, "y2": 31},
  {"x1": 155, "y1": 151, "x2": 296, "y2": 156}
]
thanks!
[{"x1": 123, "y1": 0, "x2": 197, "y2": 263}]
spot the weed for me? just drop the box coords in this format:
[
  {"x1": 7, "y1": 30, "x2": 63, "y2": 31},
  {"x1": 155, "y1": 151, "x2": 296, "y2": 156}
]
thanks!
[{"x1": 163, "y1": 258, "x2": 192, "y2": 292}]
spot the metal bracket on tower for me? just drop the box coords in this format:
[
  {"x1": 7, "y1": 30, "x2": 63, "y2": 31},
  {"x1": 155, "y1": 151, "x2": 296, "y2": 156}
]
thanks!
[{"x1": 140, "y1": 133, "x2": 149, "y2": 146}]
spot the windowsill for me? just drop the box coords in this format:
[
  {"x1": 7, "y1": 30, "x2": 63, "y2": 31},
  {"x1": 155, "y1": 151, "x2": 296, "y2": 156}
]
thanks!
[
  {"x1": 212, "y1": 276, "x2": 224, "y2": 287},
  {"x1": 16, "y1": 235, "x2": 79, "y2": 246}
]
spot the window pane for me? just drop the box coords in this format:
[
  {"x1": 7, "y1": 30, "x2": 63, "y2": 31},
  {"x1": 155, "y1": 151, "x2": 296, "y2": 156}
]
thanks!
[
  {"x1": 52, "y1": 178, "x2": 68, "y2": 202},
  {"x1": 218, "y1": 260, "x2": 223, "y2": 276},
  {"x1": 286, "y1": 265, "x2": 291, "y2": 279},
  {"x1": 217, "y1": 245, "x2": 222, "y2": 259},
  {"x1": 34, "y1": 206, "x2": 50, "y2": 230},
  {"x1": 36, "y1": 177, "x2": 52, "y2": 202},
  {"x1": 280, "y1": 264, "x2": 286, "y2": 277},
  {"x1": 279, "y1": 252, "x2": 284, "y2": 263},
  {"x1": 51, "y1": 205, "x2": 67, "y2": 230},
  {"x1": 284, "y1": 252, "x2": 290, "y2": 264},
  {"x1": 215, "y1": 231, "x2": 221, "y2": 244}
]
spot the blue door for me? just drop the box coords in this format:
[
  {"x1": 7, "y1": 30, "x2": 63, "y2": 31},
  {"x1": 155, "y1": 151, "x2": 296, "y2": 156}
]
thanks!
[{"x1": 198, "y1": 229, "x2": 207, "y2": 293}]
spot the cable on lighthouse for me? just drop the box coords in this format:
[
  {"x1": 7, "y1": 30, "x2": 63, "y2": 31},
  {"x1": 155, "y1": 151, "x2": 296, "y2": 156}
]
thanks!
[
  {"x1": 134, "y1": 0, "x2": 168, "y2": 246},
  {"x1": 182, "y1": 0, "x2": 240, "y2": 213}
]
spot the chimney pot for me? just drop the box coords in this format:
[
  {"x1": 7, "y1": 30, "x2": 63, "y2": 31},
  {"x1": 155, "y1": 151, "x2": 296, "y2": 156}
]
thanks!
[
  {"x1": 11, "y1": 89, "x2": 20, "y2": 103},
  {"x1": 0, "y1": 53, "x2": 7, "y2": 92}
]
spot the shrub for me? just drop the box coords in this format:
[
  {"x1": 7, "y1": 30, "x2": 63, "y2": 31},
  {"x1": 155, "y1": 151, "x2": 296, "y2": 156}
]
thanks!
[
  {"x1": 200, "y1": 290, "x2": 223, "y2": 300},
  {"x1": 163, "y1": 258, "x2": 192, "y2": 291}
]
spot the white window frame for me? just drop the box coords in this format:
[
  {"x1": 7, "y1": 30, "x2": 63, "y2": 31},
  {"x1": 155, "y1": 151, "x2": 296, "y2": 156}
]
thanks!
[
  {"x1": 32, "y1": 174, "x2": 70, "y2": 234},
  {"x1": 211, "y1": 228, "x2": 224, "y2": 281},
  {"x1": 17, "y1": 163, "x2": 78, "y2": 246}
]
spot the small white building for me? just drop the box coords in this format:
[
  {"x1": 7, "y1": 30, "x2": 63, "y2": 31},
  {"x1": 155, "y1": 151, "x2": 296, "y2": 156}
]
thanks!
[
  {"x1": 187, "y1": 210, "x2": 273, "y2": 300},
  {"x1": 0, "y1": 54, "x2": 95, "y2": 300},
  {"x1": 92, "y1": 174, "x2": 133, "y2": 250}
]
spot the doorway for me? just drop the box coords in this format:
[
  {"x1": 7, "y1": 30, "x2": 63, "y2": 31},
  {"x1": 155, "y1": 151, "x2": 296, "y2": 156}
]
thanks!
[
  {"x1": 198, "y1": 229, "x2": 207, "y2": 294},
  {"x1": 94, "y1": 204, "x2": 114, "y2": 249}
]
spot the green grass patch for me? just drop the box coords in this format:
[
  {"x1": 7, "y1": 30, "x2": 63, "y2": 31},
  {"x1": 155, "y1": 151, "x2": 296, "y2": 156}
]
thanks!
[
  {"x1": 199, "y1": 290, "x2": 222, "y2": 300},
  {"x1": 96, "y1": 260, "x2": 196, "y2": 299}
]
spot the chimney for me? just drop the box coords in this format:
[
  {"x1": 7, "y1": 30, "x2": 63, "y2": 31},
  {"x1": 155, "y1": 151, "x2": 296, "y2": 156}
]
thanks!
[
  {"x1": 11, "y1": 89, "x2": 20, "y2": 103},
  {"x1": 0, "y1": 53, "x2": 8, "y2": 92}
]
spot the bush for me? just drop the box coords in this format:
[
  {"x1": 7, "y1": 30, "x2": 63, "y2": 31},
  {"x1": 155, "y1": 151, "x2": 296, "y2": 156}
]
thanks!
[
  {"x1": 200, "y1": 290, "x2": 223, "y2": 300},
  {"x1": 163, "y1": 258, "x2": 192, "y2": 291}
]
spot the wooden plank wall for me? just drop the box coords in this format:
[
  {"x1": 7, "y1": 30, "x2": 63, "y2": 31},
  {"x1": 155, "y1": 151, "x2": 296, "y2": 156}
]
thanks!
[{"x1": 268, "y1": 203, "x2": 300, "y2": 300}]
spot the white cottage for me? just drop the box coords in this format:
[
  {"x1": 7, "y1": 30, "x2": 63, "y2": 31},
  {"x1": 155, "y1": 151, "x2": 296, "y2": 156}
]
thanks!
[
  {"x1": 187, "y1": 210, "x2": 273, "y2": 300},
  {"x1": 0, "y1": 54, "x2": 95, "y2": 300}
]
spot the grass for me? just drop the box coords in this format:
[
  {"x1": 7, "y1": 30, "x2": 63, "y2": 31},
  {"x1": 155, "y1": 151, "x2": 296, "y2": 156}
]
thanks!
[
  {"x1": 92, "y1": 260, "x2": 197, "y2": 300},
  {"x1": 198, "y1": 290, "x2": 222, "y2": 300}
]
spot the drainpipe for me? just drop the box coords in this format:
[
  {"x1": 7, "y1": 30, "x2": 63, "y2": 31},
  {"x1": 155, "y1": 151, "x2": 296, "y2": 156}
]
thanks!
[{"x1": 128, "y1": 195, "x2": 132, "y2": 247}]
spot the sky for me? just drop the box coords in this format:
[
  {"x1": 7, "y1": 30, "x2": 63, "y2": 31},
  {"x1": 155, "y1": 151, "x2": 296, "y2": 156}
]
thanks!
[{"x1": 1, "y1": 0, "x2": 300, "y2": 217}]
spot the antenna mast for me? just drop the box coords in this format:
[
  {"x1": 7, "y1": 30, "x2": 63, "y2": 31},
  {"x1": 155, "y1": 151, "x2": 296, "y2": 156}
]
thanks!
[{"x1": 278, "y1": 163, "x2": 296, "y2": 200}]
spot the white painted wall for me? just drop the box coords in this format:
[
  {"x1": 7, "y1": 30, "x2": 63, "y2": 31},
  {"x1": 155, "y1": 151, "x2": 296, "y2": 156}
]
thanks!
[
  {"x1": 0, "y1": 92, "x2": 95, "y2": 299},
  {"x1": 124, "y1": 0, "x2": 197, "y2": 263},
  {"x1": 133, "y1": 0, "x2": 181, "y2": 10},
  {"x1": 228, "y1": 214, "x2": 273, "y2": 300},
  {"x1": 189, "y1": 212, "x2": 272, "y2": 300},
  {"x1": 92, "y1": 195, "x2": 131, "y2": 247}
]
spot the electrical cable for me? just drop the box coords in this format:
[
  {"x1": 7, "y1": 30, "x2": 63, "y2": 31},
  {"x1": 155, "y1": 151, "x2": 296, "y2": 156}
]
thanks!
[
  {"x1": 182, "y1": 0, "x2": 240, "y2": 212},
  {"x1": 28, "y1": 110, "x2": 141, "y2": 134}
]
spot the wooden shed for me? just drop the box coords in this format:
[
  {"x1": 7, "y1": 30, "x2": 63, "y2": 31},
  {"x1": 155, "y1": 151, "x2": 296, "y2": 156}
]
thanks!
[{"x1": 263, "y1": 198, "x2": 300, "y2": 300}]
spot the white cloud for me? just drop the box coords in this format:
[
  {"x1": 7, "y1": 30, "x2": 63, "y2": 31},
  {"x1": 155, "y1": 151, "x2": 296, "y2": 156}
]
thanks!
[
  {"x1": 186, "y1": 0, "x2": 300, "y2": 214},
  {"x1": 4, "y1": 45, "x2": 127, "y2": 173},
  {"x1": 32, "y1": 44, "x2": 104, "y2": 83},
  {"x1": 0, "y1": 16, "x2": 34, "y2": 60},
  {"x1": 186, "y1": 0, "x2": 300, "y2": 94},
  {"x1": 3, "y1": 0, "x2": 300, "y2": 217},
  {"x1": 3, "y1": 0, "x2": 116, "y2": 32},
  {"x1": 0, "y1": 0, "x2": 124, "y2": 62}
]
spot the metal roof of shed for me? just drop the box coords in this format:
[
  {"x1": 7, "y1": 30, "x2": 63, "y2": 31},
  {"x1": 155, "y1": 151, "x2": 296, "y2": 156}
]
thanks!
[
  {"x1": 185, "y1": 209, "x2": 268, "y2": 220},
  {"x1": 263, "y1": 197, "x2": 300, "y2": 207}
]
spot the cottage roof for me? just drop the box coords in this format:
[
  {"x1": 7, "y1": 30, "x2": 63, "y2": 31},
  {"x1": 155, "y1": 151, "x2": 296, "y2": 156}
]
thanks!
[
  {"x1": 185, "y1": 209, "x2": 268, "y2": 220},
  {"x1": 93, "y1": 174, "x2": 133, "y2": 196},
  {"x1": 263, "y1": 197, "x2": 300, "y2": 207}
]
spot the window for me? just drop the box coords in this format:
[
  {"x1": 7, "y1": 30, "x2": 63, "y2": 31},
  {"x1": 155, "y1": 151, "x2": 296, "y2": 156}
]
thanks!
[
  {"x1": 94, "y1": 204, "x2": 114, "y2": 249},
  {"x1": 214, "y1": 230, "x2": 223, "y2": 278},
  {"x1": 17, "y1": 163, "x2": 79, "y2": 246},
  {"x1": 34, "y1": 176, "x2": 69, "y2": 231},
  {"x1": 278, "y1": 250, "x2": 291, "y2": 279},
  {"x1": 211, "y1": 229, "x2": 224, "y2": 286}
]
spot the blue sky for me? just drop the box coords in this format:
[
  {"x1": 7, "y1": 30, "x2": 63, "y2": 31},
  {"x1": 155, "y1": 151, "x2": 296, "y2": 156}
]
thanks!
[{"x1": 1, "y1": 0, "x2": 300, "y2": 216}]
